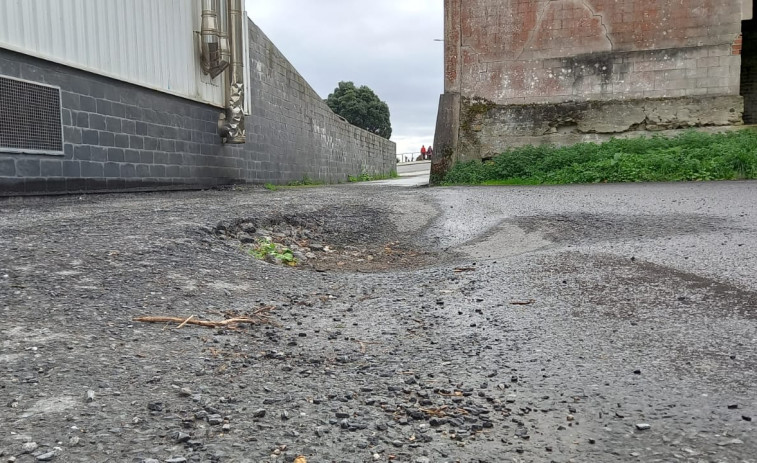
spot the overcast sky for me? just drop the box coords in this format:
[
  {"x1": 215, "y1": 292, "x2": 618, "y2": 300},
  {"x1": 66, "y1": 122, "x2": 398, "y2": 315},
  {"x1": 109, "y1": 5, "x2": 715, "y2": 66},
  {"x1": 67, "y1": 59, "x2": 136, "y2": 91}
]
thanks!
[{"x1": 246, "y1": 0, "x2": 444, "y2": 157}]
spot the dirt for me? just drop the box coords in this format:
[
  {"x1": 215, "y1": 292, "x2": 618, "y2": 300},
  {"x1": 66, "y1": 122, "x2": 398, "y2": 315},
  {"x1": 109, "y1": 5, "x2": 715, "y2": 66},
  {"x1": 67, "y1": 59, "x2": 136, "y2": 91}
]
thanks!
[
  {"x1": 210, "y1": 206, "x2": 434, "y2": 273},
  {"x1": 0, "y1": 182, "x2": 755, "y2": 463}
]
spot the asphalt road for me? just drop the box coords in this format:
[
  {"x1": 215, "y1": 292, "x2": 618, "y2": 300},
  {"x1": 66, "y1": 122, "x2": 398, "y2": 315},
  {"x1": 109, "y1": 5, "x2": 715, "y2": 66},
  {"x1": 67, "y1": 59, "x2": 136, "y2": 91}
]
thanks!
[{"x1": 0, "y1": 180, "x2": 755, "y2": 462}]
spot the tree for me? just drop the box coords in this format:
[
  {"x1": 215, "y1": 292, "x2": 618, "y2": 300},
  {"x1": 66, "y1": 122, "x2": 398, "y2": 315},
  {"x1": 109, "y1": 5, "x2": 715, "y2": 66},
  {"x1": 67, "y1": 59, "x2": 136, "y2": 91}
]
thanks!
[{"x1": 325, "y1": 81, "x2": 392, "y2": 139}]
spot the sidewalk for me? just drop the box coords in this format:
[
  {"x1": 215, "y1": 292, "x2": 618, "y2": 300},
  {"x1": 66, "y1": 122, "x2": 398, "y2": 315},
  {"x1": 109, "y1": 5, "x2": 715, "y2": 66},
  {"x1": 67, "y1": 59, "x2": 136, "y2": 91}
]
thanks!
[{"x1": 367, "y1": 161, "x2": 430, "y2": 186}]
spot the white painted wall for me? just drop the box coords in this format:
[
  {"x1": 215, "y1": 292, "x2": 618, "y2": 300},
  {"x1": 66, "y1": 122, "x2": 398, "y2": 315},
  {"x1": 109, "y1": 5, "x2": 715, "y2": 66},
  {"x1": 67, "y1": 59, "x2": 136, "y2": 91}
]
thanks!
[{"x1": 0, "y1": 0, "x2": 227, "y2": 107}]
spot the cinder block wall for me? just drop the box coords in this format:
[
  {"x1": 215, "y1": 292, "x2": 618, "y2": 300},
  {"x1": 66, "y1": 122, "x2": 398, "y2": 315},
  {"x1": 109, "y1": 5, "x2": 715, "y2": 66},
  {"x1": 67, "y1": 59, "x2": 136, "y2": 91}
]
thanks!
[
  {"x1": 433, "y1": 0, "x2": 748, "y2": 178},
  {"x1": 245, "y1": 22, "x2": 396, "y2": 184},
  {"x1": 0, "y1": 18, "x2": 396, "y2": 195}
]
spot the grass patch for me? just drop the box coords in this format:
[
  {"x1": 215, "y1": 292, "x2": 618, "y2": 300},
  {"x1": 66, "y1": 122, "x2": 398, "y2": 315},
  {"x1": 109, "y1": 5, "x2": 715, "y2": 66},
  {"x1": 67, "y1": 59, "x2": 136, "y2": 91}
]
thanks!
[
  {"x1": 442, "y1": 129, "x2": 757, "y2": 185},
  {"x1": 248, "y1": 237, "x2": 298, "y2": 266},
  {"x1": 348, "y1": 170, "x2": 399, "y2": 182}
]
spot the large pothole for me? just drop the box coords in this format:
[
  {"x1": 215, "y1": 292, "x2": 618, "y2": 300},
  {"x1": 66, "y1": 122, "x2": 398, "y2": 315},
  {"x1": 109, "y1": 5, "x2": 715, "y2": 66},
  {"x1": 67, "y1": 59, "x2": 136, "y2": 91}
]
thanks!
[{"x1": 208, "y1": 206, "x2": 435, "y2": 272}]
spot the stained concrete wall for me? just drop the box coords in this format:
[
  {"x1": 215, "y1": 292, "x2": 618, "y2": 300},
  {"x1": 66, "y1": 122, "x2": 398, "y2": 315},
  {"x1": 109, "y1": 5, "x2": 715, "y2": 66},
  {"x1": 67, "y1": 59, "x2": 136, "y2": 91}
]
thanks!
[
  {"x1": 434, "y1": 0, "x2": 749, "y2": 177},
  {"x1": 0, "y1": 18, "x2": 396, "y2": 195}
]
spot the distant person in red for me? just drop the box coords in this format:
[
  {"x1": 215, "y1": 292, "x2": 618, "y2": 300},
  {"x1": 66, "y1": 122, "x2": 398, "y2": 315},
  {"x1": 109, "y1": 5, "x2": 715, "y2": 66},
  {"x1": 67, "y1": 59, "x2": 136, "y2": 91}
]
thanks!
[
  {"x1": 426, "y1": 145, "x2": 433, "y2": 160},
  {"x1": 420, "y1": 145, "x2": 426, "y2": 160}
]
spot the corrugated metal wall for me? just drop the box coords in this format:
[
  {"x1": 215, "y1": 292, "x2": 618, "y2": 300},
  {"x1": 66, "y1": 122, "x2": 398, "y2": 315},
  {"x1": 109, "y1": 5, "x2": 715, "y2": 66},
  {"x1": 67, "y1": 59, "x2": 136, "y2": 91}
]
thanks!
[{"x1": 0, "y1": 0, "x2": 226, "y2": 107}]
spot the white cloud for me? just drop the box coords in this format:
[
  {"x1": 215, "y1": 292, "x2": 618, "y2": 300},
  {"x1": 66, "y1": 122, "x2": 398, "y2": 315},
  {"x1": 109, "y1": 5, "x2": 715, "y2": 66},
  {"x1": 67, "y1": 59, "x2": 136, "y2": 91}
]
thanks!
[{"x1": 245, "y1": 0, "x2": 443, "y2": 154}]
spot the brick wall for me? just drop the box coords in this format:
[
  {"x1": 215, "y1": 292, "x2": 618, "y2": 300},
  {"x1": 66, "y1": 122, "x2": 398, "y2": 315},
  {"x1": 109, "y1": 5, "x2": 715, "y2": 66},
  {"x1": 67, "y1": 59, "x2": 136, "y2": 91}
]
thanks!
[
  {"x1": 0, "y1": 18, "x2": 396, "y2": 195},
  {"x1": 433, "y1": 0, "x2": 748, "y2": 175}
]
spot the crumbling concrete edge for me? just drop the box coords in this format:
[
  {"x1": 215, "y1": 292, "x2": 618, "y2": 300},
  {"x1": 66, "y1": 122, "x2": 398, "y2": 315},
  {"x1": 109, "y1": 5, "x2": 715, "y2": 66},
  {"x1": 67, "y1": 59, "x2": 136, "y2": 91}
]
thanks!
[
  {"x1": 432, "y1": 94, "x2": 744, "y2": 180},
  {"x1": 431, "y1": 92, "x2": 461, "y2": 185}
]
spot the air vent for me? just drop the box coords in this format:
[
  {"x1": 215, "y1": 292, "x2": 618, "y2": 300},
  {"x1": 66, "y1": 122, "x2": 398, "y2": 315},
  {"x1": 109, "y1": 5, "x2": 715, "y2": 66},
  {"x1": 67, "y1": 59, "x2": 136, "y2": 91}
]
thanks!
[{"x1": 0, "y1": 75, "x2": 63, "y2": 154}]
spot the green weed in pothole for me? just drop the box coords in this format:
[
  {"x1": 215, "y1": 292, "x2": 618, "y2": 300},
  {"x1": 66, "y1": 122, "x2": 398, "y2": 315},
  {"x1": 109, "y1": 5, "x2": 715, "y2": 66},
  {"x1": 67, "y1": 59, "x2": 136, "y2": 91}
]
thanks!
[{"x1": 248, "y1": 237, "x2": 298, "y2": 266}]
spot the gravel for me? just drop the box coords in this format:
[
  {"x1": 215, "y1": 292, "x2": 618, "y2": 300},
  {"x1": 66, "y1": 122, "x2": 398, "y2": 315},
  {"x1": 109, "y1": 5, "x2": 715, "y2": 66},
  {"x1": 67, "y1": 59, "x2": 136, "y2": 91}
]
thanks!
[{"x1": 1, "y1": 181, "x2": 756, "y2": 462}]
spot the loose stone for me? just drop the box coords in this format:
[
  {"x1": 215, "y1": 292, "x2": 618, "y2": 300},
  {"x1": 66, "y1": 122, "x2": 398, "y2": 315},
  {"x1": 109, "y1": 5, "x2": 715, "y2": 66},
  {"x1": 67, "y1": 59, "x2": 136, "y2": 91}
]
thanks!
[
  {"x1": 717, "y1": 438, "x2": 744, "y2": 446},
  {"x1": 172, "y1": 431, "x2": 191, "y2": 443},
  {"x1": 36, "y1": 452, "x2": 57, "y2": 461},
  {"x1": 147, "y1": 402, "x2": 163, "y2": 412}
]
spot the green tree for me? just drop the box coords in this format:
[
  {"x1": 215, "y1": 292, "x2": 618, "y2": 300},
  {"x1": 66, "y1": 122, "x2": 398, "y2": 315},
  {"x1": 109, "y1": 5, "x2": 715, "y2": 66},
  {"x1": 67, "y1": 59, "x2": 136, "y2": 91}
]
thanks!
[{"x1": 325, "y1": 81, "x2": 392, "y2": 139}]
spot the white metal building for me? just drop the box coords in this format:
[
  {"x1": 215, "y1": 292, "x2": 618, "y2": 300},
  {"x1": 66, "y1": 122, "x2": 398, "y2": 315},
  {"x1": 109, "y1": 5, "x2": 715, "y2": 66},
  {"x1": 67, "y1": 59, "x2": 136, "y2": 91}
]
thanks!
[{"x1": 0, "y1": 0, "x2": 250, "y2": 110}]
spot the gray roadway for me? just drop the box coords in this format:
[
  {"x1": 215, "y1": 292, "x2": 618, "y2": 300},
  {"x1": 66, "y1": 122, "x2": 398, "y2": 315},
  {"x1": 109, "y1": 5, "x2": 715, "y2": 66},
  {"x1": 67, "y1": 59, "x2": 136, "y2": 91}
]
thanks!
[
  {"x1": 0, "y1": 180, "x2": 754, "y2": 462},
  {"x1": 380, "y1": 179, "x2": 757, "y2": 460}
]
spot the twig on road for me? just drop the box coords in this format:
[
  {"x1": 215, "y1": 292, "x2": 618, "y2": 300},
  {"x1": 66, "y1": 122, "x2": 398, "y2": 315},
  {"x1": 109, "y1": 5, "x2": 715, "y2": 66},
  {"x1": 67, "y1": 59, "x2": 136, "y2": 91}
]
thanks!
[
  {"x1": 134, "y1": 316, "x2": 258, "y2": 328},
  {"x1": 176, "y1": 315, "x2": 196, "y2": 329},
  {"x1": 134, "y1": 306, "x2": 276, "y2": 329}
]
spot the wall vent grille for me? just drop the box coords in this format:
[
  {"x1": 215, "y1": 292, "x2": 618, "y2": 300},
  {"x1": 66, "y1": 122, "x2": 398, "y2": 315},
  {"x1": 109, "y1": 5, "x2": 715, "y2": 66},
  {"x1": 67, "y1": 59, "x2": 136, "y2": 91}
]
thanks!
[{"x1": 0, "y1": 75, "x2": 63, "y2": 154}]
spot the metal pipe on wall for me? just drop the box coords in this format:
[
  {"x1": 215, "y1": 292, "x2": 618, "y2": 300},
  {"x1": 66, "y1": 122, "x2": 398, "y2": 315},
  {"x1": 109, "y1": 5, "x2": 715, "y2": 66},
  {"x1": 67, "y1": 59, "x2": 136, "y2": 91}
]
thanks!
[
  {"x1": 217, "y1": 0, "x2": 246, "y2": 144},
  {"x1": 199, "y1": 0, "x2": 228, "y2": 79}
]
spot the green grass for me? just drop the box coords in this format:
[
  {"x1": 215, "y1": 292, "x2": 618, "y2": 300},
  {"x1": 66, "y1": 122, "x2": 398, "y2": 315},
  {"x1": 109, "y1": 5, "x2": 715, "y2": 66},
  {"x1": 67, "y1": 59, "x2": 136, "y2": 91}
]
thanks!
[
  {"x1": 348, "y1": 170, "x2": 399, "y2": 182},
  {"x1": 248, "y1": 237, "x2": 297, "y2": 266},
  {"x1": 441, "y1": 129, "x2": 757, "y2": 185}
]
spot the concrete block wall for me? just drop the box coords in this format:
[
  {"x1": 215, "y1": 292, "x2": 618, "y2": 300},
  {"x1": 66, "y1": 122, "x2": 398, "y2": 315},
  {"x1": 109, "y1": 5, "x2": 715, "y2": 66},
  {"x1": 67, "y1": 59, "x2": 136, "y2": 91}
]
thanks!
[
  {"x1": 245, "y1": 22, "x2": 396, "y2": 184},
  {"x1": 0, "y1": 48, "x2": 242, "y2": 194},
  {"x1": 0, "y1": 17, "x2": 395, "y2": 195}
]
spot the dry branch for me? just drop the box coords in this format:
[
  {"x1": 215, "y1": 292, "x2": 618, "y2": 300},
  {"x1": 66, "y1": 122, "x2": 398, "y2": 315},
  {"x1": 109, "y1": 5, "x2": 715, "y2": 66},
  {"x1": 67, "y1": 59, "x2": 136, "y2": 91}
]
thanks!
[
  {"x1": 134, "y1": 306, "x2": 276, "y2": 329},
  {"x1": 176, "y1": 315, "x2": 195, "y2": 329},
  {"x1": 134, "y1": 316, "x2": 259, "y2": 328}
]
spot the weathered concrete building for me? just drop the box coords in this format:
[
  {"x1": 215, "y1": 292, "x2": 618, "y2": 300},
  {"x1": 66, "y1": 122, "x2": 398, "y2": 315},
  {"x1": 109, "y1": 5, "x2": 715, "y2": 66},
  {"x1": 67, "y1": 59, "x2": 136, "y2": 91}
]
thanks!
[
  {"x1": 433, "y1": 0, "x2": 754, "y2": 179},
  {"x1": 0, "y1": 1, "x2": 395, "y2": 195}
]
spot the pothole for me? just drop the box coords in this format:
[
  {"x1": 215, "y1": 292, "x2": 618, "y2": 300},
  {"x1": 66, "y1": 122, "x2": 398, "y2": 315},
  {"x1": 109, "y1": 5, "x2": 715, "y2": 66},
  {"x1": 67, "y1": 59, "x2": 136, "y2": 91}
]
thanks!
[{"x1": 207, "y1": 206, "x2": 434, "y2": 272}]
